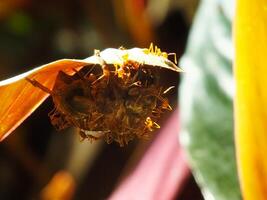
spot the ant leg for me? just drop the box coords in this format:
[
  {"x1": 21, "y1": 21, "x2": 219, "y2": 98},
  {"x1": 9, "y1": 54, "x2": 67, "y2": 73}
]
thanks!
[
  {"x1": 92, "y1": 50, "x2": 110, "y2": 85},
  {"x1": 168, "y1": 53, "x2": 177, "y2": 64},
  {"x1": 129, "y1": 80, "x2": 141, "y2": 87},
  {"x1": 91, "y1": 66, "x2": 109, "y2": 85},
  {"x1": 72, "y1": 68, "x2": 86, "y2": 80},
  {"x1": 84, "y1": 64, "x2": 96, "y2": 78},
  {"x1": 163, "y1": 86, "x2": 175, "y2": 94},
  {"x1": 72, "y1": 66, "x2": 96, "y2": 80},
  {"x1": 149, "y1": 43, "x2": 154, "y2": 53},
  {"x1": 150, "y1": 88, "x2": 172, "y2": 111},
  {"x1": 25, "y1": 77, "x2": 53, "y2": 94}
]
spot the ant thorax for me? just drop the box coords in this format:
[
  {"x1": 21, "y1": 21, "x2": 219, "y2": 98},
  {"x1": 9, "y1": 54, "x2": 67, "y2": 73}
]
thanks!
[{"x1": 48, "y1": 60, "x2": 172, "y2": 146}]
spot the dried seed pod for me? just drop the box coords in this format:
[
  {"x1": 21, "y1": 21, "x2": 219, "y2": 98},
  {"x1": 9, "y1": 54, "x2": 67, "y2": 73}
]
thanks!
[
  {"x1": 0, "y1": 44, "x2": 182, "y2": 145},
  {"x1": 47, "y1": 53, "x2": 176, "y2": 146}
]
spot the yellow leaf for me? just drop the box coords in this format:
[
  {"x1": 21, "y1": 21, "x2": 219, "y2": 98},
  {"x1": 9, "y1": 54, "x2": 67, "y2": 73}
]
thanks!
[{"x1": 234, "y1": 1, "x2": 267, "y2": 199}]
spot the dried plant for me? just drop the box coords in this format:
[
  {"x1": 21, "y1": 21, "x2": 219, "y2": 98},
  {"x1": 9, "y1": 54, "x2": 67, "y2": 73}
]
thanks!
[{"x1": 0, "y1": 44, "x2": 182, "y2": 146}]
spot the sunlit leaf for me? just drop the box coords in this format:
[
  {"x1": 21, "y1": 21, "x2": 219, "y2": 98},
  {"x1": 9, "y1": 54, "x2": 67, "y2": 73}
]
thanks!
[{"x1": 0, "y1": 47, "x2": 181, "y2": 142}]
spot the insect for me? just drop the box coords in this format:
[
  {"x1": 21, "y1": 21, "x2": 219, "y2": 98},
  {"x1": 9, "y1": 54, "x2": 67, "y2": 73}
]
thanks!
[
  {"x1": 143, "y1": 43, "x2": 178, "y2": 64},
  {"x1": 0, "y1": 45, "x2": 181, "y2": 146}
]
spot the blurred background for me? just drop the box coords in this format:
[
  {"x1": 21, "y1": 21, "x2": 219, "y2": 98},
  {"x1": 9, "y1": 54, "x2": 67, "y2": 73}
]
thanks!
[{"x1": 0, "y1": 0, "x2": 203, "y2": 199}]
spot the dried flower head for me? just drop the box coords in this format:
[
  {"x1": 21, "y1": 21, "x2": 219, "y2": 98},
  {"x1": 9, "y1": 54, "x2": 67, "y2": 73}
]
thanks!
[{"x1": 0, "y1": 44, "x2": 182, "y2": 145}]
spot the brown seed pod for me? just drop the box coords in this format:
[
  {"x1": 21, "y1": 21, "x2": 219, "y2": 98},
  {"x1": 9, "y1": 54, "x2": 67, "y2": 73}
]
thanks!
[
  {"x1": 52, "y1": 57, "x2": 175, "y2": 146},
  {"x1": 0, "y1": 44, "x2": 182, "y2": 145}
]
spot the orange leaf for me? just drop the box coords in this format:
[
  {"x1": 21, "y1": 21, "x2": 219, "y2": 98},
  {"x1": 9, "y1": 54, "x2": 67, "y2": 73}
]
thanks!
[{"x1": 0, "y1": 59, "x2": 89, "y2": 141}]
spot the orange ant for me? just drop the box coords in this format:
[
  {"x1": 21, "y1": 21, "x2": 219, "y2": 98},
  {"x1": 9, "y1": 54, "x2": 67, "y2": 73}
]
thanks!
[
  {"x1": 143, "y1": 43, "x2": 177, "y2": 64},
  {"x1": 144, "y1": 117, "x2": 160, "y2": 132}
]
